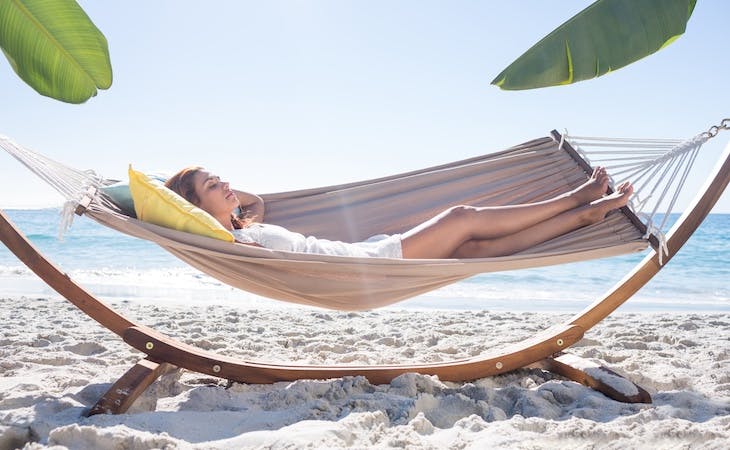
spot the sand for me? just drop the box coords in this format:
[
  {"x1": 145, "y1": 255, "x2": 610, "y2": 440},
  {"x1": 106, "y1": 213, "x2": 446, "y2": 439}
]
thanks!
[{"x1": 1, "y1": 295, "x2": 728, "y2": 449}]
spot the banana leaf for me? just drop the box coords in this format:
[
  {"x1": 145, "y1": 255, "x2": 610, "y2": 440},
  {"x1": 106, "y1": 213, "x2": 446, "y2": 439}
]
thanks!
[
  {"x1": 492, "y1": 0, "x2": 696, "y2": 90},
  {"x1": 0, "y1": 0, "x2": 112, "y2": 103}
]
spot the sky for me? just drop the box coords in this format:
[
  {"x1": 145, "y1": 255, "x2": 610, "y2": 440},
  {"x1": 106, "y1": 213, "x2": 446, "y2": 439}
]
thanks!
[{"x1": 1, "y1": 0, "x2": 728, "y2": 212}]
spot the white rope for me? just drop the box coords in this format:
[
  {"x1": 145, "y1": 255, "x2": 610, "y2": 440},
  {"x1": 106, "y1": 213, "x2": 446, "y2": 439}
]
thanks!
[
  {"x1": 566, "y1": 133, "x2": 709, "y2": 264},
  {"x1": 0, "y1": 135, "x2": 104, "y2": 239}
]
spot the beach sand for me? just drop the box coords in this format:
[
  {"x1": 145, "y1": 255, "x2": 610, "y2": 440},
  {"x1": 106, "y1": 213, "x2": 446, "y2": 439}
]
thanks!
[{"x1": 1, "y1": 295, "x2": 728, "y2": 449}]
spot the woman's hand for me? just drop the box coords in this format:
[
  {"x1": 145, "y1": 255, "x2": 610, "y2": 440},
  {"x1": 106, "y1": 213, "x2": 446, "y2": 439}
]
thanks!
[{"x1": 234, "y1": 190, "x2": 265, "y2": 223}]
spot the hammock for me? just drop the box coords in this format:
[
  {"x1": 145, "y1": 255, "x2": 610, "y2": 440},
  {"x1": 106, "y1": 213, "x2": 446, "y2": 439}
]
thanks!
[{"x1": 2, "y1": 133, "x2": 655, "y2": 309}]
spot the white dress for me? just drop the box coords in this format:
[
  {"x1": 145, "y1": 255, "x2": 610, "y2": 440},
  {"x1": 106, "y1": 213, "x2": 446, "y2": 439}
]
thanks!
[{"x1": 232, "y1": 223, "x2": 403, "y2": 258}]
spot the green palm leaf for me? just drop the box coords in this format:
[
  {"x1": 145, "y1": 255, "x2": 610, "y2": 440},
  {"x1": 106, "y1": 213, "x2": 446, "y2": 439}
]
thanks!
[
  {"x1": 0, "y1": 0, "x2": 112, "y2": 103},
  {"x1": 491, "y1": 0, "x2": 696, "y2": 90}
]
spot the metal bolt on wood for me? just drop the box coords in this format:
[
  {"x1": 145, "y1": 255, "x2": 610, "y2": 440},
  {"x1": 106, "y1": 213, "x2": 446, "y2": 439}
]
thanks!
[
  {"x1": 145, "y1": 342, "x2": 154, "y2": 350},
  {"x1": 212, "y1": 364, "x2": 221, "y2": 373},
  {"x1": 495, "y1": 362, "x2": 503, "y2": 370}
]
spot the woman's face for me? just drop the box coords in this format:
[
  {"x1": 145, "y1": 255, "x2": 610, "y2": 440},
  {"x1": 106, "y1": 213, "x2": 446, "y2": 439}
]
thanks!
[{"x1": 191, "y1": 170, "x2": 240, "y2": 219}]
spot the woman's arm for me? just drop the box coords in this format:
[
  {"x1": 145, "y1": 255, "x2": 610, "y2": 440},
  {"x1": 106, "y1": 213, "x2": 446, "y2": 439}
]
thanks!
[{"x1": 234, "y1": 190, "x2": 265, "y2": 223}]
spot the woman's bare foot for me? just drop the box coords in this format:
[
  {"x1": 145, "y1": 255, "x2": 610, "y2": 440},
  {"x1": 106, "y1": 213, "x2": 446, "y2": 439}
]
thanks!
[
  {"x1": 571, "y1": 167, "x2": 610, "y2": 205},
  {"x1": 584, "y1": 181, "x2": 633, "y2": 223}
]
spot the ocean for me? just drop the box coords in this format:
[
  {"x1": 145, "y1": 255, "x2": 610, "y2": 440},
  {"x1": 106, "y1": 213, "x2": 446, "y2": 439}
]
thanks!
[{"x1": 0, "y1": 208, "x2": 728, "y2": 313}]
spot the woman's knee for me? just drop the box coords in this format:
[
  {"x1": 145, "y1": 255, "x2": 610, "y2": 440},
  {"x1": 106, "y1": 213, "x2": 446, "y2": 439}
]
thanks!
[
  {"x1": 444, "y1": 205, "x2": 477, "y2": 223},
  {"x1": 437, "y1": 205, "x2": 479, "y2": 241}
]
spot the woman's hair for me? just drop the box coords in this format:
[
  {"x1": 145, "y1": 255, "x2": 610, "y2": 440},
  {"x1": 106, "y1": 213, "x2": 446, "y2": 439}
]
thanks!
[
  {"x1": 165, "y1": 166, "x2": 251, "y2": 229},
  {"x1": 165, "y1": 166, "x2": 204, "y2": 205}
]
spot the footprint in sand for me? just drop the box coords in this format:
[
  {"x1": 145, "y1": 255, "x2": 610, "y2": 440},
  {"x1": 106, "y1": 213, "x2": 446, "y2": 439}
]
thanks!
[
  {"x1": 375, "y1": 337, "x2": 403, "y2": 347},
  {"x1": 32, "y1": 339, "x2": 52, "y2": 348},
  {"x1": 63, "y1": 342, "x2": 107, "y2": 356}
]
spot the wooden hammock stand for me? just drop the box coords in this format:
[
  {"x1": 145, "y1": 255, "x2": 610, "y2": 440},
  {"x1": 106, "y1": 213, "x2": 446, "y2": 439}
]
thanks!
[{"x1": 1, "y1": 132, "x2": 728, "y2": 415}]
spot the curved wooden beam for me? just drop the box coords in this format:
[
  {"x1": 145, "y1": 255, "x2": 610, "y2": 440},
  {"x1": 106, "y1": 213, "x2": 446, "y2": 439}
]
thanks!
[{"x1": 123, "y1": 324, "x2": 583, "y2": 384}]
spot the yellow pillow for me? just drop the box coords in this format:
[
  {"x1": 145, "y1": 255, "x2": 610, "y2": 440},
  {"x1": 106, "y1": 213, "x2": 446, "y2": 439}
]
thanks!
[{"x1": 128, "y1": 165, "x2": 234, "y2": 242}]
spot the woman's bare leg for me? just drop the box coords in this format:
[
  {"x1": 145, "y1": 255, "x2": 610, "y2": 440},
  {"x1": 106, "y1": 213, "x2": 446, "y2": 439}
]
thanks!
[
  {"x1": 401, "y1": 168, "x2": 610, "y2": 259},
  {"x1": 450, "y1": 182, "x2": 634, "y2": 258}
]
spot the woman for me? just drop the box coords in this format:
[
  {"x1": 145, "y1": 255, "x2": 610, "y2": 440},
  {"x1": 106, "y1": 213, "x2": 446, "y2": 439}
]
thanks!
[{"x1": 165, "y1": 166, "x2": 633, "y2": 259}]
